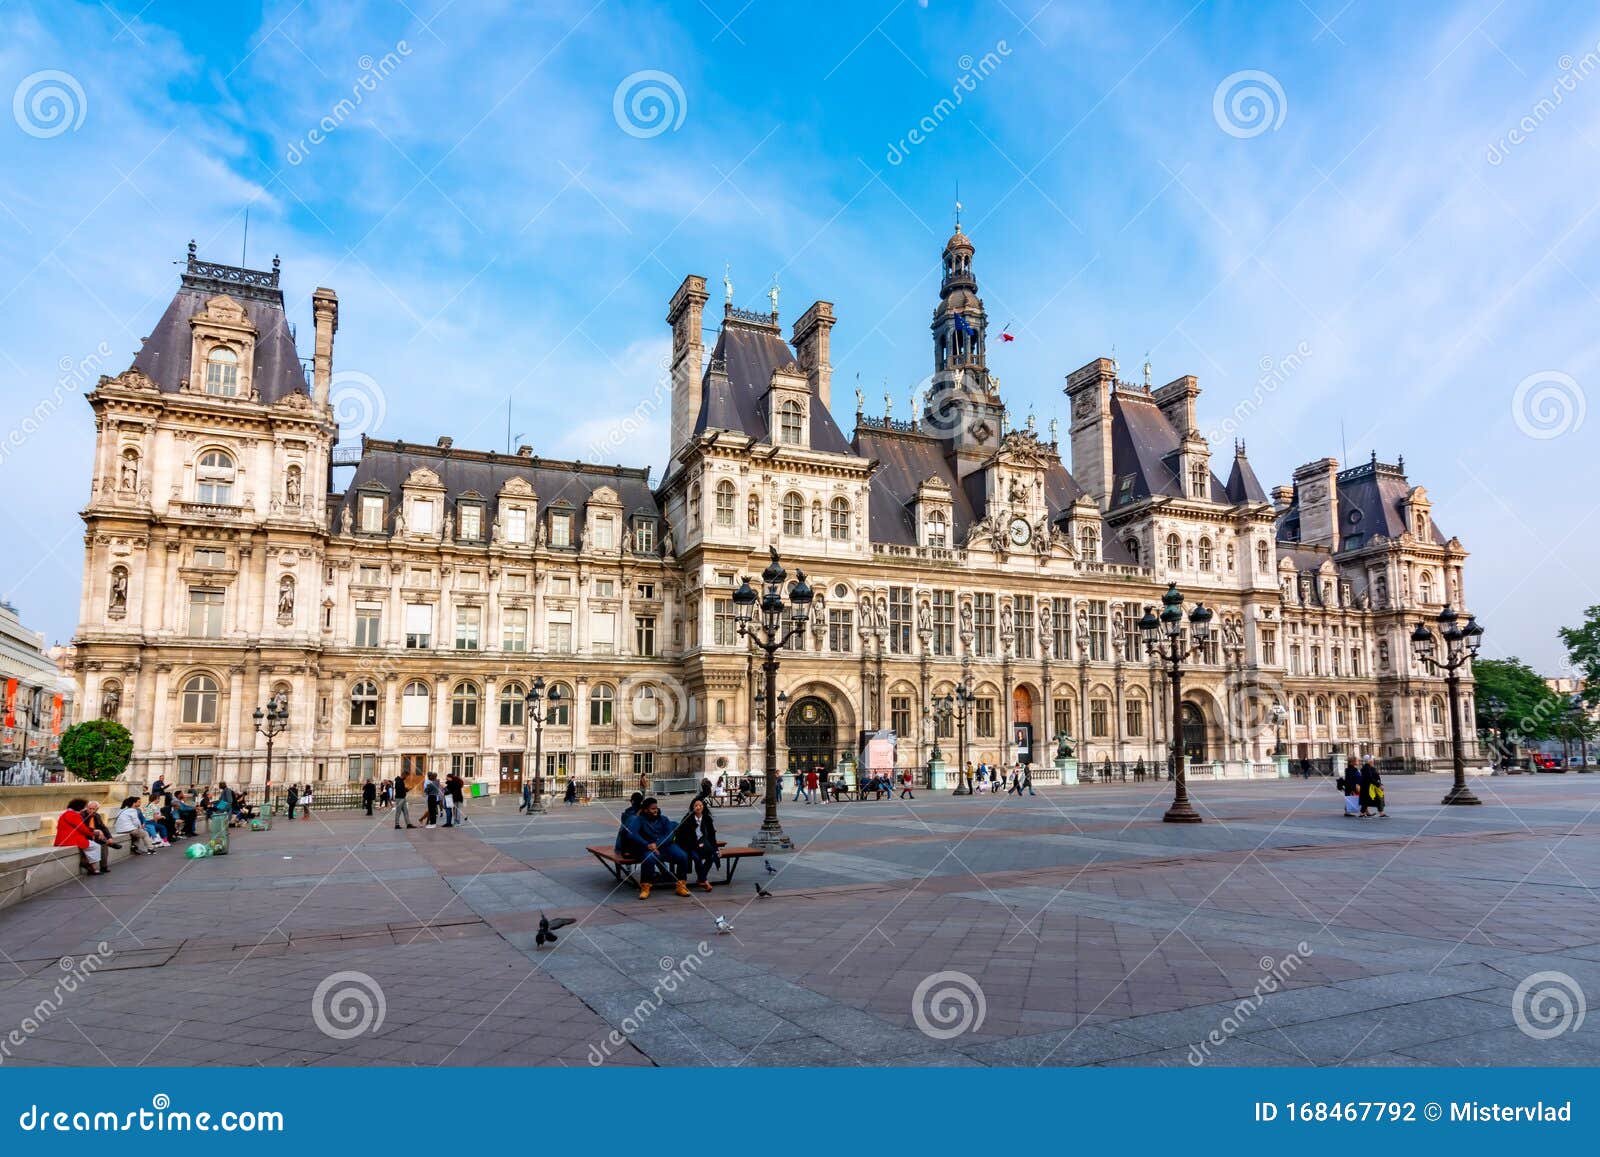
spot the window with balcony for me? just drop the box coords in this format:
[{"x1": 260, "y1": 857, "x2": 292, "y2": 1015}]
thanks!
[{"x1": 196, "y1": 451, "x2": 235, "y2": 505}]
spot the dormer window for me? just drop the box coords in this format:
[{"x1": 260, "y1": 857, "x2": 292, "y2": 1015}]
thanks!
[
  {"x1": 1079, "y1": 526, "x2": 1099, "y2": 561},
  {"x1": 411, "y1": 498, "x2": 436, "y2": 535},
  {"x1": 548, "y1": 509, "x2": 571, "y2": 548},
  {"x1": 458, "y1": 503, "x2": 483, "y2": 541},
  {"x1": 204, "y1": 347, "x2": 239, "y2": 396},
  {"x1": 593, "y1": 514, "x2": 615, "y2": 550},
  {"x1": 779, "y1": 400, "x2": 804, "y2": 445},
  {"x1": 1188, "y1": 462, "x2": 1208, "y2": 499},
  {"x1": 504, "y1": 506, "x2": 528, "y2": 544},
  {"x1": 926, "y1": 510, "x2": 947, "y2": 548},
  {"x1": 633, "y1": 517, "x2": 655, "y2": 554},
  {"x1": 196, "y1": 450, "x2": 235, "y2": 504},
  {"x1": 359, "y1": 494, "x2": 385, "y2": 533}
]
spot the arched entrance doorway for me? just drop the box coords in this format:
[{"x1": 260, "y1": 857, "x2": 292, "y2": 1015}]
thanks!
[
  {"x1": 1012, "y1": 686, "x2": 1035, "y2": 765},
  {"x1": 785, "y1": 697, "x2": 835, "y2": 774},
  {"x1": 1181, "y1": 702, "x2": 1207, "y2": 764}
]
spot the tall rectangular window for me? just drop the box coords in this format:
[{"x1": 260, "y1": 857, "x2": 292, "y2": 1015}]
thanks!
[
  {"x1": 1125, "y1": 698, "x2": 1144, "y2": 737},
  {"x1": 412, "y1": 499, "x2": 435, "y2": 535},
  {"x1": 505, "y1": 507, "x2": 527, "y2": 544},
  {"x1": 593, "y1": 516, "x2": 615, "y2": 549},
  {"x1": 188, "y1": 588, "x2": 224, "y2": 638},
  {"x1": 547, "y1": 610, "x2": 573, "y2": 654},
  {"x1": 1090, "y1": 698, "x2": 1109, "y2": 737},
  {"x1": 591, "y1": 611, "x2": 616, "y2": 654},
  {"x1": 975, "y1": 697, "x2": 996, "y2": 738},
  {"x1": 1052, "y1": 597, "x2": 1072, "y2": 660},
  {"x1": 1085, "y1": 599, "x2": 1108, "y2": 662},
  {"x1": 1013, "y1": 595, "x2": 1034, "y2": 659},
  {"x1": 359, "y1": 495, "x2": 384, "y2": 533},
  {"x1": 828, "y1": 608, "x2": 853, "y2": 653},
  {"x1": 634, "y1": 519, "x2": 655, "y2": 554},
  {"x1": 632, "y1": 751, "x2": 653, "y2": 779},
  {"x1": 502, "y1": 607, "x2": 528, "y2": 652},
  {"x1": 1053, "y1": 698, "x2": 1072, "y2": 738},
  {"x1": 354, "y1": 604, "x2": 382, "y2": 648},
  {"x1": 458, "y1": 504, "x2": 482, "y2": 541},
  {"x1": 404, "y1": 604, "x2": 432, "y2": 649},
  {"x1": 891, "y1": 696, "x2": 912, "y2": 738},
  {"x1": 713, "y1": 599, "x2": 737, "y2": 646},
  {"x1": 888, "y1": 586, "x2": 912, "y2": 654},
  {"x1": 1259, "y1": 627, "x2": 1276, "y2": 665},
  {"x1": 454, "y1": 605, "x2": 480, "y2": 650},
  {"x1": 347, "y1": 754, "x2": 377, "y2": 783},
  {"x1": 973, "y1": 593, "x2": 996, "y2": 657},
  {"x1": 635, "y1": 615, "x2": 656, "y2": 656},
  {"x1": 451, "y1": 753, "x2": 477, "y2": 779},
  {"x1": 930, "y1": 590, "x2": 954, "y2": 656}
]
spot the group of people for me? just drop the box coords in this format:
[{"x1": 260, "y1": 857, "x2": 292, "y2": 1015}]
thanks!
[
  {"x1": 1338, "y1": 757, "x2": 1388, "y2": 817},
  {"x1": 965, "y1": 762, "x2": 1036, "y2": 795},
  {"x1": 380, "y1": 771, "x2": 470, "y2": 828},
  {"x1": 53, "y1": 778, "x2": 245, "y2": 874},
  {"x1": 614, "y1": 790, "x2": 720, "y2": 899},
  {"x1": 283, "y1": 783, "x2": 315, "y2": 820},
  {"x1": 789, "y1": 767, "x2": 916, "y2": 802}
]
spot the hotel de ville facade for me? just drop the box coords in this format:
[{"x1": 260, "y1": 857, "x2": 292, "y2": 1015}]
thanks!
[{"x1": 68, "y1": 229, "x2": 1479, "y2": 793}]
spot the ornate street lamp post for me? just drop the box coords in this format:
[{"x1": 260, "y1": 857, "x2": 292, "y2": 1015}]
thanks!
[
  {"x1": 733, "y1": 548, "x2": 814, "y2": 852},
  {"x1": 755, "y1": 689, "x2": 789, "y2": 801},
  {"x1": 252, "y1": 693, "x2": 289, "y2": 803},
  {"x1": 523, "y1": 676, "x2": 561, "y2": 815},
  {"x1": 931, "y1": 673, "x2": 975, "y2": 794},
  {"x1": 1410, "y1": 605, "x2": 1484, "y2": 806},
  {"x1": 1137, "y1": 583, "x2": 1213, "y2": 824}
]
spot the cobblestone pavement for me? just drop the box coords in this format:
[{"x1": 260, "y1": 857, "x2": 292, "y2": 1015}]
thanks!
[{"x1": 2, "y1": 774, "x2": 1598, "y2": 1067}]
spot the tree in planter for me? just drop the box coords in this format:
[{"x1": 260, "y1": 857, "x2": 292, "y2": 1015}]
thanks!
[{"x1": 57, "y1": 720, "x2": 134, "y2": 782}]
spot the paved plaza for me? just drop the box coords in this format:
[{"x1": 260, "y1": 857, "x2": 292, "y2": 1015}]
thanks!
[{"x1": 2, "y1": 775, "x2": 1598, "y2": 1067}]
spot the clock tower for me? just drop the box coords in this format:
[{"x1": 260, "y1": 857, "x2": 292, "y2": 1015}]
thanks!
[{"x1": 922, "y1": 222, "x2": 1006, "y2": 469}]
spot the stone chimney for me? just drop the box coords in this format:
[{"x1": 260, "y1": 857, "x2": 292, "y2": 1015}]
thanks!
[
  {"x1": 311, "y1": 287, "x2": 338, "y2": 407},
  {"x1": 1151, "y1": 374, "x2": 1199, "y2": 436},
  {"x1": 667, "y1": 275, "x2": 709, "y2": 472},
  {"x1": 792, "y1": 300, "x2": 836, "y2": 412},
  {"x1": 1064, "y1": 357, "x2": 1117, "y2": 509},
  {"x1": 1291, "y1": 458, "x2": 1340, "y2": 548},
  {"x1": 1270, "y1": 484, "x2": 1295, "y2": 515}
]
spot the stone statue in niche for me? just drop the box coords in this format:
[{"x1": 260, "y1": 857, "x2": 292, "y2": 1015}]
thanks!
[
  {"x1": 442, "y1": 512, "x2": 453, "y2": 540},
  {"x1": 622, "y1": 528, "x2": 633, "y2": 555},
  {"x1": 1000, "y1": 602, "x2": 1014, "y2": 639},
  {"x1": 661, "y1": 529, "x2": 674, "y2": 558},
  {"x1": 1038, "y1": 604, "x2": 1053, "y2": 655},
  {"x1": 340, "y1": 506, "x2": 353, "y2": 534},
  {"x1": 810, "y1": 501, "x2": 822, "y2": 535},
  {"x1": 285, "y1": 471, "x2": 301, "y2": 505},
  {"x1": 747, "y1": 494, "x2": 760, "y2": 530},
  {"x1": 917, "y1": 601, "x2": 931, "y2": 635},
  {"x1": 101, "y1": 685, "x2": 120, "y2": 720},
  {"x1": 959, "y1": 600, "x2": 973, "y2": 639},
  {"x1": 393, "y1": 509, "x2": 406, "y2": 535},
  {"x1": 119, "y1": 455, "x2": 138, "y2": 491},
  {"x1": 109, "y1": 570, "x2": 128, "y2": 610},
  {"x1": 278, "y1": 577, "x2": 295, "y2": 617},
  {"x1": 535, "y1": 520, "x2": 547, "y2": 547}
]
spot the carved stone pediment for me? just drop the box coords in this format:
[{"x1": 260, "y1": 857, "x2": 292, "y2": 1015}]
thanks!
[
  {"x1": 588, "y1": 484, "x2": 621, "y2": 507},
  {"x1": 499, "y1": 476, "x2": 536, "y2": 498},
  {"x1": 106, "y1": 368, "x2": 159, "y2": 392},
  {"x1": 404, "y1": 466, "x2": 444, "y2": 489}
]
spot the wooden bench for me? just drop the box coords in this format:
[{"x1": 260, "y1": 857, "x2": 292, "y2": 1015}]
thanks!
[{"x1": 585, "y1": 842, "x2": 763, "y2": 887}]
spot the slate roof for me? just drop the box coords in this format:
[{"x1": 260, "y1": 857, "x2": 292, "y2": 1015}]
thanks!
[
  {"x1": 1107, "y1": 390, "x2": 1228, "y2": 507},
  {"x1": 131, "y1": 251, "x2": 309, "y2": 404},
  {"x1": 692, "y1": 315, "x2": 853, "y2": 454},
  {"x1": 1224, "y1": 446, "x2": 1269, "y2": 504},
  {"x1": 331, "y1": 438, "x2": 661, "y2": 532},
  {"x1": 1275, "y1": 457, "x2": 1445, "y2": 550}
]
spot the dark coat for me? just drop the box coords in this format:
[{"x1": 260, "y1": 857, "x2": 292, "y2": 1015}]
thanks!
[
  {"x1": 361, "y1": 782, "x2": 377, "y2": 804},
  {"x1": 674, "y1": 807, "x2": 719, "y2": 861},
  {"x1": 393, "y1": 775, "x2": 408, "y2": 799},
  {"x1": 1359, "y1": 763, "x2": 1382, "y2": 805}
]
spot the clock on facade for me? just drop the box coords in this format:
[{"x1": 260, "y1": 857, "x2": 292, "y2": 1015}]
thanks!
[{"x1": 1008, "y1": 516, "x2": 1032, "y2": 546}]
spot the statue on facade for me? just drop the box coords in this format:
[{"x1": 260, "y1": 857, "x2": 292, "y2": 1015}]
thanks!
[
  {"x1": 917, "y1": 601, "x2": 931, "y2": 635},
  {"x1": 661, "y1": 528, "x2": 674, "y2": 558},
  {"x1": 393, "y1": 508, "x2": 406, "y2": 535},
  {"x1": 535, "y1": 520, "x2": 547, "y2": 547},
  {"x1": 1056, "y1": 732, "x2": 1074, "y2": 759},
  {"x1": 109, "y1": 570, "x2": 127, "y2": 610},
  {"x1": 810, "y1": 501, "x2": 822, "y2": 535},
  {"x1": 101, "y1": 685, "x2": 120, "y2": 720},
  {"x1": 119, "y1": 456, "x2": 137, "y2": 491},
  {"x1": 1038, "y1": 603, "x2": 1053, "y2": 657},
  {"x1": 747, "y1": 494, "x2": 760, "y2": 530},
  {"x1": 278, "y1": 578, "x2": 295, "y2": 617},
  {"x1": 285, "y1": 471, "x2": 301, "y2": 505},
  {"x1": 340, "y1": 506, "x2": 353, "y2": 534},
  {"x1": 622, "y1": 527, "x2": 633, "y2": 555}
]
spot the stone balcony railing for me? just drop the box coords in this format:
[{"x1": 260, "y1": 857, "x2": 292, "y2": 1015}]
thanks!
[{"x1": 176, "y1": 501, "x2": 246, "y2": 520}]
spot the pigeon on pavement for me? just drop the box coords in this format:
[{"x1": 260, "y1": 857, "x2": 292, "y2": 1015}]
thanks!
[{"x1": 536, "y1": 912, "x2": 576, "y2": 947}]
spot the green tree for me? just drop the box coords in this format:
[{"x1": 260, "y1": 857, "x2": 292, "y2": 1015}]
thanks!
[
  {"x1": 1559, "y1": 604, "x2": 1600, "y2": 709},
  {"x1": 1472, "y1": 657, "x2": 1563, "y2": 745},
  {"x1": 57, "y1": 719, "x2": 134, "y2": 782}
]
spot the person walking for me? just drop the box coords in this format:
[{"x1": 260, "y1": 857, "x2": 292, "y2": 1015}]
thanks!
[
  {"x1": 564, "y1": 778, "x2": 578, "y2": 806},
  {"x1": 1360, "y1": 757, "x2": 1387, "y2": 818},
  {"x1": 805, "y1": 768, "x2": 819, "y2": 804},
  {"x1": 792, "y1": 770, "x2": 806, "y2": 803},
  {"x1": 1023, "y1": 765, "x2": 1035, "y2": 796},
  {"x1": 446, "y1": 772, "x2": 466, "y2": 826},
  {"x1": 423, "y1": 772, "x2": 442, "y2": 828},
  {"x1": 299, "y1": 785, "x2": 313, "y2": 820},
  {"x1": 362, "y1": 778, "x2": 376, "y2": 817},
  {"x1": 900, "y1": 769, "x2": 915, "y2": 799},
  {"x1": 1339, "y1": 758, "x2": 1361, "y2": 817},
  {"x1": 393, "y1": 773, "x2": 415, "y2": 829},
  {"x1": 285, "y1": 783, "x2": 299, "y2": 821}
]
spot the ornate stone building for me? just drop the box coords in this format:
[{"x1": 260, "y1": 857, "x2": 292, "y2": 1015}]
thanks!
[{"x1": 69, "y1": 233, "x2": 1476, "y2": 790}]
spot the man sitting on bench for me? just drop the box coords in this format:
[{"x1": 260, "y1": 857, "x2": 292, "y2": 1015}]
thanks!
[{"x1": 622, "y1": 797, "x2": 690, "y2": 899}]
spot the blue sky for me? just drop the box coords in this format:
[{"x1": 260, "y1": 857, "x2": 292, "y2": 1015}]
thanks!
[{"x1": 1, "y1": 0, "x2": 1596, "y2": 671}]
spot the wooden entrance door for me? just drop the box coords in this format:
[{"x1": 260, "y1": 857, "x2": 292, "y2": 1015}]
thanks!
[{"x1": 499, "y1": 751, "x2": 524, "y2": 796}]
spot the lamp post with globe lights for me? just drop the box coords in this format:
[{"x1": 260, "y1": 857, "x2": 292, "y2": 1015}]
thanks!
[
  {"x1": 1137, "y1": 583, "x2": 1213, "y2": 824},
  {"x1": 930, "y1": 672, "x2": 976, "y2": 794},
  {"x1": 252, "y1": 694, "x2": 289, "y2": 798},
  {"x1": 1410, "y1": 605, "x2": 1484, "y2": 805},
  {"x1": 733, "y1": 548, "x2": 814, "y2": 851},
  {"x1": 523, "y1": 676, "x2": 561, "y2": 814}
]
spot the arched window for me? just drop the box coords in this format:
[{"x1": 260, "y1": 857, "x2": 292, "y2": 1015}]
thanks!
[
  {"x1": 1189, "y1": 462, "x2": 1208, "y2": 498},
  {"x1": 1079, "y1": 526, "x2": 1098, "y2": 560},
  {"x1": 1125, "y1": 538, "x2": 1140, "y2": 565},
  {"x1": 180, "y1": 674, "x2": 218, "y2": 725},
  {"x1": 782, "y1": 492, "x2": 804, "y2": 536},
  {"x1": 1166, "y1": 533, "x2": 1182, "y2": 569},
  {"x1": 779, "y1": 399, "x2": 804, "y2": 445},
  {"x1": 204, "y1": 347, "x2": 239, "y2": 396},
  {"x1": 1430, "y1": 695, "x2": 1445, "y2": 728},
  {"x1": 549, "y1": 683, "x2": 572, "y2": 726},
  {"x1": 830, "y1": 496, "x2": 851, "y2": 541},
  {"x1": 1198, "y1": 537, "x2": 1214, "y2": 572},
  {"x1": 1293, "y1": 695, "x2": 1308, "y2": 727},
  {"x1": 196, "y1": 450, "x2": 235, "y2": 505},
  {"x1": 500, "y1": 681, "x2": 526, "y2": 726},
  {"x1": 401, "y1": 680, "x2": 430, "y2": 728},
  {"x1": 1256, "y1": 540, "x2": 1270, "y2": 574},
  {"x1": 1314, "y1": 695, "x2": 1329, "y2": 728},
  {"x1": 926, "y1": 510, "x2": 947, "y2": 548},
  {"x1": 714, "y1": 480, "x2": 736, "y2": 528},
  {"x1": 1355, "y1": 697, "x2": 1370, "y2": 729},
  {"x1": 1335, "y1": 695, "x2": 1348, "y2": 729},
  {"x1": 1418, "y1": 571, "x2": 1435, "y2": 604},
  {"x1": 450, "y1": 681, "x2": 479, "y2": 726},
  {"x1": 688, "y1": 484, "x2": 701, "y2": 529},
  {"x1": 349, "y1": 680, "x2": 378, "y2": 726},
  {"x1": 590, "y1": 683, "x2": 615, "y2": 726}
]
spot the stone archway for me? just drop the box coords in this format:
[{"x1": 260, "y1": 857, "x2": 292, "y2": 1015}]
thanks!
[{"x1": 1181, "y1": 702, "x2": 1208, "y2": 764}]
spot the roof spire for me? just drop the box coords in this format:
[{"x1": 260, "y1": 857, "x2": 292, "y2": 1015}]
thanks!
[
  {"x1": 1142, "y1": 351, "x2": 1152, "y2": 389},
  {"x1": 955, "y1": 180, "x2": 961, "y2": 230},
  {"x1": 723, "y1": 263, "x2": 733, "y2": 305},
  {"x1": 768, "y1": 274, "x2": 779, "y2": 316}
]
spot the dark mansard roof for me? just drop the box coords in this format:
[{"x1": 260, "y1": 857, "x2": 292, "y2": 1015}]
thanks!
[{"x1": 692, "y1": 312, "x2": 853, "y2": 454}]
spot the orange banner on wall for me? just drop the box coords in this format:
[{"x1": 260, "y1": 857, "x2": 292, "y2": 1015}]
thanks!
[
  {"x1": 51, "y1": 694, "x2": 63, "y2": 734},
  {"x1": 3, "y1": 679, "x2": 14, "y2": 729}
]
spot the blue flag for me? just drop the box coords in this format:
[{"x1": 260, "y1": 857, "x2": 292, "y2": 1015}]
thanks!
[{"x1": 953, "y1": 313, "x2": 976, "y2": 337}]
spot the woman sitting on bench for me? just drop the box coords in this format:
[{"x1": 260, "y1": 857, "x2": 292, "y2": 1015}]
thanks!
[{"x1": 675, "y1": 797, "x2": 719, "y2": 893}]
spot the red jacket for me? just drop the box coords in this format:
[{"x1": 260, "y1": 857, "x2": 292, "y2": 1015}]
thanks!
[
  {"x1": 54, "y1": 808, "x2": 92, "y2": 850},
  {"x1": 805, "y1": 771, "x2": 818, "y2": 789}
]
